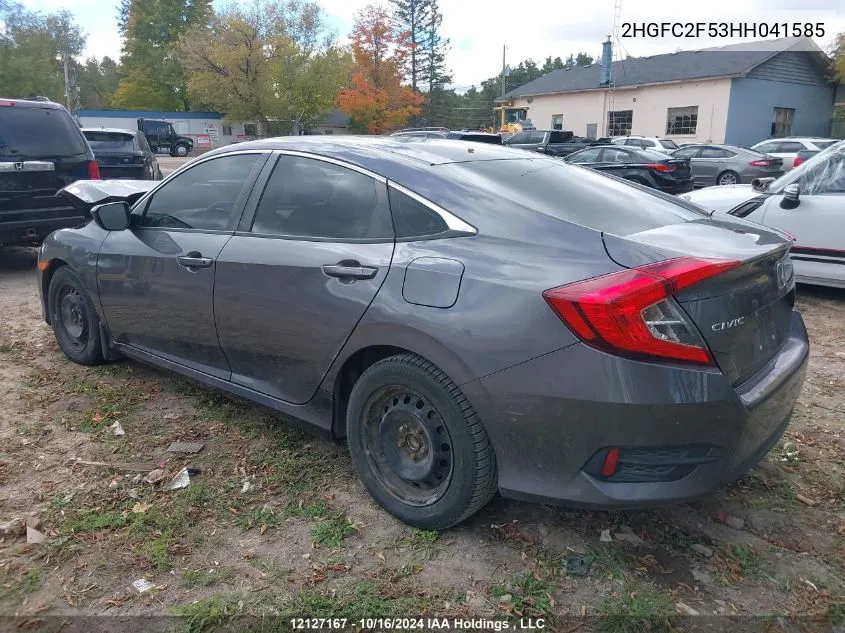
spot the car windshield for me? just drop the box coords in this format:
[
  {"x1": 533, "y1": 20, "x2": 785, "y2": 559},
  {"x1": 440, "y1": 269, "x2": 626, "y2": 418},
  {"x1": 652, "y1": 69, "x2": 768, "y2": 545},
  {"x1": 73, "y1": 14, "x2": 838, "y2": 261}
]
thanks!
[
  {"x1": 659, "y1": 139, "x2": 679, "y2": 149},
  {"x1": 84, "y1": 131, "x2": 135, "y2": 151},
  {"x1": 0, "y1": 106, "x2": 87, "y2": 156},
  {"x1": 439, "y1": 158, "x2": 709, "y2": 237},
  {"x1": 765, "y1": 140, "x2": 845, "y2": 193}
]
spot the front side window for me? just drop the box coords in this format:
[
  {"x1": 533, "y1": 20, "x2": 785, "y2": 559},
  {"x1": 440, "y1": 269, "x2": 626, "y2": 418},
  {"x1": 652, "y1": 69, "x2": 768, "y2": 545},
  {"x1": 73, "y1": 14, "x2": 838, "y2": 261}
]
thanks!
[
  {"x1": 567, "y1": 147, "x2": 602, "y2": 163},
  {"x1": 771, "y1": 108, "x2": 794, "y2": 137},
  {"x1": 138, "y1": 154, "x2": 261, "y2": 230},
  {"x1": 778, "y1": 141, "x2": 805, "y2": 153},
  {"x1": 607, "y1": 110, "x2": 632, "y2": 136},
  {"x1": 250, "y1": 155, "x2": 390, "y2": 240},
  {"x1": 506, "y1": 132, "x2": 530, "y2": 144},
  {"x1": 754, "y1": 141, "x2": 779, "y2": 154},
  {"x1": 673, "y1": 146, "x2": 700, "y2": 159},
  {"x1": 700, "y1": 147, "x2": 729, "y2": 159},
  {"x1": 666, "y1": 106, "x2": 698, "y2": 135}
]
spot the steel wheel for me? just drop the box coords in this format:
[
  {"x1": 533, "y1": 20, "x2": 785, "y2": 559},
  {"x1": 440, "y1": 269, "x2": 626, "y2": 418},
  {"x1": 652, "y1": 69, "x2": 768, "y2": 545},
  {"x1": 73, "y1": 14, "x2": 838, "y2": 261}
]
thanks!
[
  {"x1": 361, "y1": 386, "x2": 454, "y2": 506},
  {"x1": 56, "y1": 284, "x2": 89, "y2": 352},
  {"x1": 176, "y1": 144, "x2": 188, "y2": 157},
  {"x1": 718, "y1": 171, "x2": 738, "y2": 185}
]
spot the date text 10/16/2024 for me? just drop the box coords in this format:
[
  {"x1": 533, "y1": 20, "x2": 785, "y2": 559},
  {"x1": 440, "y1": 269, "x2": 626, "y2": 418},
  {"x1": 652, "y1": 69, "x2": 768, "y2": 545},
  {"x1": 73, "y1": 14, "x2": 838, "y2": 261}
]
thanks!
[{"x1": 290, "y1": 618, "x2": 547, "y2": 631}]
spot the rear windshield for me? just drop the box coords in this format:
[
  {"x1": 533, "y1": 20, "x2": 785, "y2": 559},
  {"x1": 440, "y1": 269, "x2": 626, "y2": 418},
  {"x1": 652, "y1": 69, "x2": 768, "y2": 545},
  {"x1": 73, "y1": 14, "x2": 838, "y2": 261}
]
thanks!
[
  {"x1": 439, "y1": 158, "x2": 708, "y2": 236},
  {"x1": 83, "y1": 131, "x2": 135, "y2": 150},
  {"x1": 659, "y1": 139, "x2": 679, "y2": 149},
  {"x1": 459, "y1": 134, "x2": 502, "y2": 145},
  {"x1": 0, "y1": 106, "x2": 87, "y2": 157},
  {"x1": 814, "y1": 140, "x2": 836, "y2": 150}
]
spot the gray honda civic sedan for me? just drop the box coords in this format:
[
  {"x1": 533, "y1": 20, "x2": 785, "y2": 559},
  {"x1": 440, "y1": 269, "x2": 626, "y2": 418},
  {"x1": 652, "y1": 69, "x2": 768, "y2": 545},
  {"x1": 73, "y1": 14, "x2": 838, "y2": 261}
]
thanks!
[{"x1": 37, "y1": 136, "x2": 809, "y2": 529}]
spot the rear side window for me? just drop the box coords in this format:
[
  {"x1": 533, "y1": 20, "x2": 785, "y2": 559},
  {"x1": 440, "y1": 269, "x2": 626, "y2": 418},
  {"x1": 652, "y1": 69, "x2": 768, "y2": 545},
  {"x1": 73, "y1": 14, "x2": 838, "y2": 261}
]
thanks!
[
  {"x1": 778, "y1": 142, "x2": 805, "y2": 153},
  {"x1": 388, "y1": 186, "x2": 449, "y2": 238},
  {"x1": 440, "y1": 158, "x2": 708, "y2": 236},
  {"x1": 602, "y1": 148, "x2": 634, "y2": 163},
  {"x1": 813, "y1": 140, "x2": 836, "y2": 150},
  {"x1": 0, "y1": 106, "x2": 87, "y2": 156},
  {"x1": 251, "y1": 155, "x2": 391, "y2": 240},
  {"x1": 638, "y1": 148, "x2": 674, "y2": 161},
  {"x1": 659, "y1": 139, "x2": 679, "y2": 149}
]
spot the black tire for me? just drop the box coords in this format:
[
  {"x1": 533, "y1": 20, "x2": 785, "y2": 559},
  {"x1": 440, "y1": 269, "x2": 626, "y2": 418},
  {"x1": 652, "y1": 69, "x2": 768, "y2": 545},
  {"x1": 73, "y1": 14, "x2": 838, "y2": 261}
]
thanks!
[
  {"x1": 717, "y1": 170, "x2": 739, "y2": 186},
  {"x1": 48, "y1": 267, "x2": 105, "y2": 365},
  {"x1": 346, "y1": 353, "x2": 497, "y2": 530},
  {"x1": 174, "y1": 144, "x2": 189, "y2": 157}
]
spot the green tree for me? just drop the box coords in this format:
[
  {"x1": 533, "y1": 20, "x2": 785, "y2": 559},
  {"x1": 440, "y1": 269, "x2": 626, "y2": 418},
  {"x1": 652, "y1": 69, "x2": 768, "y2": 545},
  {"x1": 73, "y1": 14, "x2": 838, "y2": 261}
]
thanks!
[
  {"x1": 833, "y1": 32, "x2": 845, "y2": 82},
  {"x1": 180, "y1": 0, "x2": 351, "y2": 135},
  {"x1": 115, "y1": 0, "x2": 212, "y2": 110},
  {"x1": 0, "y1": 2, "x2": 84, "y2": 102},
  {"x1": 389, "y1": 0, "x2": 429, "y2": 92},
  {"x1": 76, "y1": 56, "x2": 122, "y2": 108},
  {"x1": 419, "y1": 0, "x2": 450, "y2": 124}
]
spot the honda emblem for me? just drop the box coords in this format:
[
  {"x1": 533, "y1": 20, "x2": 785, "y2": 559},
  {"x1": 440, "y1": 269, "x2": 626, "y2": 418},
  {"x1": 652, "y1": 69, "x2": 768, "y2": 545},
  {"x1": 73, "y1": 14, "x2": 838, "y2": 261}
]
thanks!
[{"x1": 14, "y1": 162, "x2": 23, "y2": 171}]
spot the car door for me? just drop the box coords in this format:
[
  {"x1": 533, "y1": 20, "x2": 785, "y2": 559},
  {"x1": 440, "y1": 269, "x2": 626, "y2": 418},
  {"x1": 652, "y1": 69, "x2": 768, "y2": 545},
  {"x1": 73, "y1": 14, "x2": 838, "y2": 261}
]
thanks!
[
  {"x1": 694, "y1": 146, "x2": 731, "y2": 185},
  {"x1": 96, "y1": 151, "x2": 269, "y2": 378},
  {"x1": 758, "y1": 151, "x2": 845, "y2": 287},
  {"x1": 213, "y1": 153, "x2": 395, "y2": 404}
]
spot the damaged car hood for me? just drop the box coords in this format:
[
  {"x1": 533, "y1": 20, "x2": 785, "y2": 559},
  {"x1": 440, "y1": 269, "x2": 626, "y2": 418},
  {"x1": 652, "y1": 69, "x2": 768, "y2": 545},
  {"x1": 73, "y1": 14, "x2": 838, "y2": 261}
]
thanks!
[{"x1": 58, "y1": 179, "x2": 157, "y2": 213}]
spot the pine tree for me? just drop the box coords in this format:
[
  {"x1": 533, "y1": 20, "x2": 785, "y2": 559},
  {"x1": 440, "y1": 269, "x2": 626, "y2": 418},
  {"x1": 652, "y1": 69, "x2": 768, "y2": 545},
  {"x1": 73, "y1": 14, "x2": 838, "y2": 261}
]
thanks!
[
  {"x1": 389, "y1": 0, "x2": 429, "y2": 92},
  {"x1": 419, "y1": 0, "x2": 450, "y2": 124}
]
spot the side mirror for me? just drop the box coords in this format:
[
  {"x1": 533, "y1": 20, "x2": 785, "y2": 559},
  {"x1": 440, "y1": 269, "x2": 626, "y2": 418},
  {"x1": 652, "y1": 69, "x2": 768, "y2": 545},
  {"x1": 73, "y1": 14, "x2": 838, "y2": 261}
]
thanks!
[
  {"x1": 780, "y1": 184, "x2": 800, "y2": 210},
  {"x1": 92, "y1": 201, "x2": 131, "y2": 231}
]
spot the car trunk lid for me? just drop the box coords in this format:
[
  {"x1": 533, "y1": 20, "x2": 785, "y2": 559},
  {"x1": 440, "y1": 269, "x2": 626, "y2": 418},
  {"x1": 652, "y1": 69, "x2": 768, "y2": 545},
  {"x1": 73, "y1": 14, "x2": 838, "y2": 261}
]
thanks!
[
  {"x1": 603, "y1": 218, "x2": 795, "y2": 386},
  {"x1": 665, "y1": 158, "x2": 691, "y2": 179},
  {"x1": 57, "y1": 179, "x2": 157, "y2": 214}
]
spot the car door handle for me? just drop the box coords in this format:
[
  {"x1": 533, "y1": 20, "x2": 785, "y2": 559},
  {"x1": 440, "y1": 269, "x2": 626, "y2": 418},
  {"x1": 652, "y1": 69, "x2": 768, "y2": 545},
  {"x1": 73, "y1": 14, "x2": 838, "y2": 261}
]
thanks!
[
  {"x1": 322, "y1": 263, "x2": 378, "y2": 280},
  {"x1": 177, "y1": 252, "x2": 213, "y2": 269}
]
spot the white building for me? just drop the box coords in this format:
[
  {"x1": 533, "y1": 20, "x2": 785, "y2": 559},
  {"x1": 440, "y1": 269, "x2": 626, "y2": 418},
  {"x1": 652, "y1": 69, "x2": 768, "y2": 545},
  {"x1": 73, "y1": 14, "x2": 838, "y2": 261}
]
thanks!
[{"x1": 498, "y1": 37, "x2": 834, "y2": 147}]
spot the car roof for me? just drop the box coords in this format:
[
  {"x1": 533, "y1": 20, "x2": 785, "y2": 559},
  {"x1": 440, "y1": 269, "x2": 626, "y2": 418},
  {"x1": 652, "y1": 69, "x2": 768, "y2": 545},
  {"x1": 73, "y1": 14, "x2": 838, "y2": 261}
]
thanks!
[
  {"x1": 208, "y1": 136, "x2": 533, "y2": 168},
  {"x1": 0, "y1": 97, "x2": 66, "y2": 109},
  {"x1": 82, "y1": 127, "x2": 137, "y2": 135}
]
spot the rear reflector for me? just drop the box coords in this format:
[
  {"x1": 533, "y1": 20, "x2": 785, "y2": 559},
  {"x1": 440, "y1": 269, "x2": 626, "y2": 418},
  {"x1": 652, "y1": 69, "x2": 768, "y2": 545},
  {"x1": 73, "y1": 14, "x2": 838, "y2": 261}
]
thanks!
[
  {"x1": 88, "y1": 160, "x2": 101, "y2": 179},
  {"x1": 0, "y1": 100, "x2": 15, "y2": 107},
  {"x1": 601, "y1": 448, "x2": 620, "y2": 477},
  {"x1": 543, "y1": 257, "x2": 740, "y2": 365}
]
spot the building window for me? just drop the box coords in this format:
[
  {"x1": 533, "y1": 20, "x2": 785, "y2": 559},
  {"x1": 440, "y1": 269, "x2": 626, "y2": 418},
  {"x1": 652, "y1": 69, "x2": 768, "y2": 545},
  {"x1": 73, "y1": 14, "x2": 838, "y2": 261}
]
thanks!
[
  {"x1": 607, "y1": 110, "x2": 633, "y2": 137},
  {"x1": 324, "y1": 129, "x2": 334, "y2": 135},
  {"x1": 771, "y1": 108, "x2": 794, "y2": 137},
  {"x1": 244, "y1": 123, "x2": 258, "y2": 137},
  {"x1": 222, "y1": 124, "x2": 233, "y2": 136},
  {"x1": 551, "y1": 114, "x2": 563, "y2": 130},
  {"x1": 666, "y1": 106, "x2": 698, "y2": 135}
]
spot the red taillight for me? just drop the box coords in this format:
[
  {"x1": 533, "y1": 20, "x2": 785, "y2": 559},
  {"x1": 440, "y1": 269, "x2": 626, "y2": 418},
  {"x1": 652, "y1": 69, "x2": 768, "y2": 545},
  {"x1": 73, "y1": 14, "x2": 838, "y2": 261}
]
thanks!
[
  {"x1": 543, "y1": 257, "x2": 740, "y2": 365},
  {"x1": 602, "y1": 448, "x2": 620, "y2": 477},
  {"x1": 646, "y1": 163, "x2": 675, "y2": 172},
  {"x1": 792, "y1": 157, "x2": 804, "y2": 168},
  {"x1": 0, "y1": 100, "x2": 15, "y2": 107},
  {"x1": 749, "y1": 159, "x2": 775, "y2": 167},
  {"x1": 88, "y1": 160, "x2": 101, "y2": 179}
]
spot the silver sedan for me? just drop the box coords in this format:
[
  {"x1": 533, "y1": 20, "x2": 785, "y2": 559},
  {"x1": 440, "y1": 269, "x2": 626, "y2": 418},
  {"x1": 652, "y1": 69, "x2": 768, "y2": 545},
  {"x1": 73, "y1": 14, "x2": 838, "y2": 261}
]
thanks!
[{"x1": 671, "y1": 144, "x2": 784, "y2": 186}]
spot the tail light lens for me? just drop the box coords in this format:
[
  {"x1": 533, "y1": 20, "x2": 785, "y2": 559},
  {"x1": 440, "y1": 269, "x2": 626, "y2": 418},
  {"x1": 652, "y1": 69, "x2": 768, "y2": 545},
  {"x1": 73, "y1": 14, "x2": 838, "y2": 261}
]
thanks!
[
  {"x1": 88, "y1": 160, "x2": 101, "y2": 179},
  {"x1": 792, "y1": 157, "x2": 804, "y2": 168},
  {"x1": 646, "y1": 163, "x2": 675, "y2": 172},
  {"x1": 749, "y1": 159, "x2": 776, "y2": 167},
  {"x1": 543, "y1": 257, "x2": 740, "y2": 365}
]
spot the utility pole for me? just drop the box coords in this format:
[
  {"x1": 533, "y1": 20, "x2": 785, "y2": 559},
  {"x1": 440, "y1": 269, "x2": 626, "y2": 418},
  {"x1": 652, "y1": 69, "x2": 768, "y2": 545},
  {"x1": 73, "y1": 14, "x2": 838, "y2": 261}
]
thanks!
[
  {"x1": 501, "y1": 45, "x2": 506, "y2": 97},
  {"x1": 62, "y1": 53, "x2": 72, "y2": 111}
]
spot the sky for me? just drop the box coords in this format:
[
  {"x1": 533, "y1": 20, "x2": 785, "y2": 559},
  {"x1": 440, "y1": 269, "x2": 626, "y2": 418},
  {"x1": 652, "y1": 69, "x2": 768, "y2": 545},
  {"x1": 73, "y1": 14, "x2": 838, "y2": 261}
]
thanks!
[{"x1": 19, "y1": 0, "x2": 845, "y2": 89}]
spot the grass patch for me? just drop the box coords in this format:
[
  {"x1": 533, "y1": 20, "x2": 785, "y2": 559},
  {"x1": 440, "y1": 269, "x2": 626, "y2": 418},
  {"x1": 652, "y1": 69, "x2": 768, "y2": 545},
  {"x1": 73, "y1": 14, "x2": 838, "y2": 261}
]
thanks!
[
  {"x1": 597, "y1": 584, "x2": 674, "y2": 633},
  {"x1": 283, "y1": 580, "x2": 444, "y2": 620},
  {"x1": 490, "y1": 571, "x2": 555, "y2": 617},
  {"x1": 720, "y1": 543, "x2": 763, "y2": 581},
  {"x1": 17, "y1": 421, "x2": 49, "y2": 437},
  {"x1": 285, "y1": 499, "x2": 330, "y2": 518},
  {"x1": 587, "y1": 543, "x2": 628, "y2": 580},
  {"x1": 0, "y1": 563, "x2": 43, "y2": 604},
  {"x1": 310, "y1": 510, "x2": 358, "y2": 548},
  {"x1": 182, "y1": 566, "x2": 235, "y2": 588},
  {"x1": 172, "y1": 594, "x2": 250, "y2": 633}
]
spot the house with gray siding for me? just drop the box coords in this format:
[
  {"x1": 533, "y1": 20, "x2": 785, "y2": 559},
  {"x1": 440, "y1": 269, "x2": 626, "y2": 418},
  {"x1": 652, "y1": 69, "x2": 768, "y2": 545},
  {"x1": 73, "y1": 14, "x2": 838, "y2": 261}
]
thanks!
[{"x1": 497, "y1": 37, "x2": 834, "y2": 147}]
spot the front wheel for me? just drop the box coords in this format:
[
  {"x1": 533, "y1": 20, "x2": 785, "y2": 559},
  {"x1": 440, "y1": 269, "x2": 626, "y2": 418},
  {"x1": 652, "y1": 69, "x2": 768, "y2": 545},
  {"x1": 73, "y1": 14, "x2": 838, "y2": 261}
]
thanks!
[
  {"x1": 346, "y1": 354, "x2": 497, "y2": 530},
  {"x1": 48, "y1": 267, "x2": 105, "y2": 365},
  {"x1": 174, "y1": 144, "x2": 189, "y2": 157}
]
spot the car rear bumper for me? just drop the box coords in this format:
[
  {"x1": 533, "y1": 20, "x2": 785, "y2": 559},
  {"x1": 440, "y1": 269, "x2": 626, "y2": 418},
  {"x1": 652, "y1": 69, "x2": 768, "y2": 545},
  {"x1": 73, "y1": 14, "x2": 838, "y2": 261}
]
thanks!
[
  {"x1": 663, "y1": 178, "x2": 695, "y2": 194},
  {"x1": 461, "y1": 309, "x2": 808, "y2": 508},
  {"x1": 0, "y1": 195, "x2": 86, "y2": 246},
  {"x1": 98, "y1": 165, "x2": 145, "y2": 179}
]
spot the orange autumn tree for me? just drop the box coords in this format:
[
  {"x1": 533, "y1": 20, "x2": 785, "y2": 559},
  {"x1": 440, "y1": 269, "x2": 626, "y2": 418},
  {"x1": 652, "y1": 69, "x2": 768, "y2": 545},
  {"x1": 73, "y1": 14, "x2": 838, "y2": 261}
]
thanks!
[{"x1": 337, "y1": 5, "x2": 423, "y2": 134}]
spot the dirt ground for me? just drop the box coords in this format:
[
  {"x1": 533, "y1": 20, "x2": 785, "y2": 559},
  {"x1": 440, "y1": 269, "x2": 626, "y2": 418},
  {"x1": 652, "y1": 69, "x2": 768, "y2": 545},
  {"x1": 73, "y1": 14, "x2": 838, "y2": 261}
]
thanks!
[{"x1": 0, "y1": 245, "x2": 843, "y2": 632}]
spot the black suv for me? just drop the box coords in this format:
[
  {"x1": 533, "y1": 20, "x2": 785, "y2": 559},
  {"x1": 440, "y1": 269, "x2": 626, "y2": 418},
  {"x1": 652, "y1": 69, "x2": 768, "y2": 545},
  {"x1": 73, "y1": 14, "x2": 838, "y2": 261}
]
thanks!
[{"x1": 0, "y1": 97, "x2": 98, "y2": 247}]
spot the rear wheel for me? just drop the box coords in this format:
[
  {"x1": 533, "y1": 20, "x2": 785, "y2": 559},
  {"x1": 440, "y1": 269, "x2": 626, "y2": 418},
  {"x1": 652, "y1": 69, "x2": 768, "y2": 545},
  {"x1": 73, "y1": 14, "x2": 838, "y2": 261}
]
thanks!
[
  {"x1": 48, "y1": 267, "x2": 105, "y2": 365},
  {"x1": 174, "y1": 144, "x2": 189, "y2": 157},
  {"x1": 717, "y1": 170, "x2": 739, "y2": 186},
  {"x1": 346, "y1": 354, "x2": 497, "y2": 530}
]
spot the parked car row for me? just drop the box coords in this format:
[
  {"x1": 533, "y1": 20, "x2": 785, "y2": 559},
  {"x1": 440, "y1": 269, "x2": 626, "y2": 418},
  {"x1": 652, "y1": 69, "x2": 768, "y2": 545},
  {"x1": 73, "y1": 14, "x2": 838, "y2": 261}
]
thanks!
[
  {"x1": 0, "y1": 97, "x2": 162, "y2": 248},
  {"x1": 563, "y1": 146, "x2": 695, "y2": 194}
]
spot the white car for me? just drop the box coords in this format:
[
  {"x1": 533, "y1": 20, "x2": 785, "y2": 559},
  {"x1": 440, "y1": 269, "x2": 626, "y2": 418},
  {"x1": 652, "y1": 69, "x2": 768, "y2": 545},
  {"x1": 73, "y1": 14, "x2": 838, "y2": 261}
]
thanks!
[
  {"x1": 680, "y1": 140, "x2": 845, "y2": 289},
  {"x1": 611, "y1": 136, "x2": 679, "y2": 155},
  {"x1": 750, "y1": 137, "x2": 838, "y2": 170}
]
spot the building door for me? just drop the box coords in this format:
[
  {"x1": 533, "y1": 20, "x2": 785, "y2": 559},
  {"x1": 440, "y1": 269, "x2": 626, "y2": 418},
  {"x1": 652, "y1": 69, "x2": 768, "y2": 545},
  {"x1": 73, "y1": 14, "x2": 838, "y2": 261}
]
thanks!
[
  {"x1": 551, "y1": 114, "x2": 563, "y2": 130},
  {"x1": 586, "y1": 123, "x2": 598, "y2": 140}
]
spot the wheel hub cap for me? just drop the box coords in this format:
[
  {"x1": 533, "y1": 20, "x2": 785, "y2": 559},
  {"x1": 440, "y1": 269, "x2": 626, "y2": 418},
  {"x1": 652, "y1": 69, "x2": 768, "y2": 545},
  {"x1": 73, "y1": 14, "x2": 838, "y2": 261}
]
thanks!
[{"x1": 60, "y1": 291, "x2": 85, "y2": 339}]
